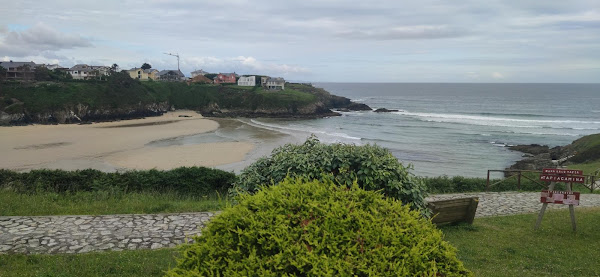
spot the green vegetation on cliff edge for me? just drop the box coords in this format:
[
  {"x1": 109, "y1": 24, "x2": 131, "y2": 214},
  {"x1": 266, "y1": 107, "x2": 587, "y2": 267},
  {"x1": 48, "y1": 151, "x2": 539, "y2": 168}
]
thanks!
[{"x1": 0, "y1": 75, "x2": 327, "y2": 121}]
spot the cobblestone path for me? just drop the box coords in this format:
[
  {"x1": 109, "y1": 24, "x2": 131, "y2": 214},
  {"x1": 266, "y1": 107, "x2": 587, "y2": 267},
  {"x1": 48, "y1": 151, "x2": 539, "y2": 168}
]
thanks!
[
  {"x1": 0, "y1": 212, "x2": 215, "y2": 254},
  {"x1": 2, "y1": 192, "x2": 600, "y2": 254},
  {"x1": 425, "y1": 191, "x2": 600, "y2": 217}
]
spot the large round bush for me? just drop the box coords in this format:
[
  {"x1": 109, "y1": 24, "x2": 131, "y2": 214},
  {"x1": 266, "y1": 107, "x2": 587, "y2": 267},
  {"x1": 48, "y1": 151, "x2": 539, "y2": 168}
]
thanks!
[
  {"x1": 232, "y1": 137, "x2": 428, "y2": 212},
  {"x1": 168, "y1": 178, "x2": 471, "y2": 276}
]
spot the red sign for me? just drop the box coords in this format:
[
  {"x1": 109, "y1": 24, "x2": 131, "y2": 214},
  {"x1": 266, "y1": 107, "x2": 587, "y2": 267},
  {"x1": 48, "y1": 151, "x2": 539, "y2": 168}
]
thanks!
[
  {"x1": 542, "y1": 168, "x2": 583, "y2": 175},
  {"x1": 540, "y1": 175, "x2": 585, "y2": 183},
  {"x1": 541, "y1": 190, "x2": 580, "y2": 205}
]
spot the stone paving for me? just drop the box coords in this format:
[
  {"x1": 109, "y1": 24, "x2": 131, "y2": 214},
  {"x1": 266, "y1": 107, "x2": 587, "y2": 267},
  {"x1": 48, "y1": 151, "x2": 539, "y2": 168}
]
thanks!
[
  {"x1": 425, "y1": 192, "x2": 600, "y2": 218},
  {"x1": 0, "y1": 212, "x2": 216, "y2": 255},
  {"x1": 2, "y1": 192, "x2": 600, "y2": 255}
]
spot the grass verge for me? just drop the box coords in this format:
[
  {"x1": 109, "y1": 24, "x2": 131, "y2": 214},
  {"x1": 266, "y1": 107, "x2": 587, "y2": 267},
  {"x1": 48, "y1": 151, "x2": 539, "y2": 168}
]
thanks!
[
  {"x1": 0, "y1": 248, "x2": 177, "y2": 277},
  {"x1": 2, "y1": 208, "x2": 599, "y2": 276},
  {"x1": 442, "y1": 207, "x2": 600, "y2": 277},
  {"x1": 0, "y1": 191, "x2": 229, "y2": 216},
  {"x1": 568, "y1": 160, "x2": 600, "y2": 175}
]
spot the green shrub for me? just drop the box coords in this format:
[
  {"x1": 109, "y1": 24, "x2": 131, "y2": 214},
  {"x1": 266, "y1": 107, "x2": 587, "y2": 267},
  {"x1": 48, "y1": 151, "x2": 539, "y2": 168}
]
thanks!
[
  {"x1": 423, "y1": 175, "x2": 550, "y2": 194},
  {"x1": 168, "y1": 178, "x2": 472, "y2": 276},
  {"x1": 232, "y1": 137, "x2": 428, "y2": 213},
  {"x1": 0, "y1": 167, "x2": 235, "y2": 195}
]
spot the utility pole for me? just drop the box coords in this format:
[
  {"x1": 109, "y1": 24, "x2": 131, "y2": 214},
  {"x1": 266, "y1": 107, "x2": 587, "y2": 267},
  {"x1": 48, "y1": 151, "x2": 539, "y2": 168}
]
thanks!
[{"x1": 164, "y1": 52, "x2": 180, "y2": 71}]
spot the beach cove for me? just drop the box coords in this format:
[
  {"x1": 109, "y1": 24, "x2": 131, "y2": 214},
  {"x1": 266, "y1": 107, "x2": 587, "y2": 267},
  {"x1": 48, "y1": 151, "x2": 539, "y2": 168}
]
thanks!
[{"x1": 0, "y1": 111, "x2": 260, "y2": 172}]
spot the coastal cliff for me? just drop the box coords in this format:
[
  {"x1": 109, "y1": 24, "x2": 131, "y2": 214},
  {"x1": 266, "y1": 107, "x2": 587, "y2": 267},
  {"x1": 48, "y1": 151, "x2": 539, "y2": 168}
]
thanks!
[
  {"x1": 506, "y1": 133, "x2": 600, "y2": 173},
  {"x1": 0, "y1": 75, "x2": 369, "y2": 125},
  {"x1": 197, "y1": 83, "x2": 370, "y2": 118},
  {"x1": 0, "y1": 101, "x2": 170, "y2": 125}
]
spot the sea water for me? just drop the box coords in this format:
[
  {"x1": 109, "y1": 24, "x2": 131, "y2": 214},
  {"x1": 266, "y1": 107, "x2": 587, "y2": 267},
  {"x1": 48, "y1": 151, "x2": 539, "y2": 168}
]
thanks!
[{"x1": 247, "y1": 83, "x2": 600, "y2": 178}]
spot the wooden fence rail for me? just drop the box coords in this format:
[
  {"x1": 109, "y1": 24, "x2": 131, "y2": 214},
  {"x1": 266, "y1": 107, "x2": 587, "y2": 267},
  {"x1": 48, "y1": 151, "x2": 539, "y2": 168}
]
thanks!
[{"x1": 486, "y1": 169, "x2": 596, "y2": 192}]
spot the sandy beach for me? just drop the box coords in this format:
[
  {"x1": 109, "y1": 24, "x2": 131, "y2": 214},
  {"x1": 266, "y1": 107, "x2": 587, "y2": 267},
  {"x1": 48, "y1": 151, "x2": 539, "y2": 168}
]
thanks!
[{"x1": 0, "y1": 111, "x2": 255, "y2": 171}]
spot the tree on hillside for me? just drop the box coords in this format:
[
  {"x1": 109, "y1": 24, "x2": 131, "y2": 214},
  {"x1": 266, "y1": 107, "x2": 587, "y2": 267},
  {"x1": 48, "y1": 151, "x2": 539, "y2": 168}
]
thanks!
[
  {"x1": 141, "y1": 63, "x2": 152, "y2": 70},
  {"x1": 17, "y1": 65, "x2": 34, "y2": 81},
  {"x1": 34, "y1": 67, "x2": 52, "y2": 81},
  {"x1": 0, "y1": 66, "x2": 6, "y2": 81},
  {"x1": 204, "y1": 73, "x2": 217, "y2": 80},
  {"x1": 52, "y1": 69, "x2": 72, "y2": 81},
  {"x1": 110, "y1": 64, "x2": 119, "y2": 75},
  {"x1": 108, "y1": 71, "x2": 139, "y2": 88}
]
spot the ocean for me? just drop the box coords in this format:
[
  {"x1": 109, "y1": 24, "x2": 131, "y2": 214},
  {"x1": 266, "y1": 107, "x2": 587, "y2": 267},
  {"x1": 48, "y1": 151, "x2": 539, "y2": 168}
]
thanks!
[{"x1": 245, "y1": 83, "x2": 600, "y2": 178}]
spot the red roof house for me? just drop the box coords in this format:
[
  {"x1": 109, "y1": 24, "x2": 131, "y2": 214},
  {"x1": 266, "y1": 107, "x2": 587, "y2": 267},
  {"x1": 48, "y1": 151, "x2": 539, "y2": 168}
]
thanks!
[{"x1": 213, "y1": 73, "x2": 236, "y2": 84}]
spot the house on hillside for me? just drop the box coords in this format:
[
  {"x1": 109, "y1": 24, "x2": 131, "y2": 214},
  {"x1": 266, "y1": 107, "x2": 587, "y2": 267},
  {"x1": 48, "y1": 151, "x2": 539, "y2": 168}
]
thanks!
[
  {"x1": 46, "y1": 64, "x2": 69, "y2": 72},
  {"x1": 157, "y1": 69, "x2": 185, "y2": 81},
  {"x1": 0, "y1": 61, "x2": 39, "y2": 80},
  {"x1": 68, "y1": 64, "x2": 110, "y2": 80},
  {"x1": 188, "y1": 74, "x2": 213, "y2": 84},
  {"x1": 145, "y1": 69, "x2": 159, "y2": 80},
  {"x1": 237, "y1": 76, "x2": 256, "y2": 86},
  {"x1": 191, "y1": 69, "x2": 209, "y2": 78},
  {"x1": 213, "y1": 73, "x2": 236, "y2": 84},
  {"x1": 126, "y1": 68, "x2": 159, "y2": 80},
  {"x1": 45, "y1": 64, "x2": 61, "y2": 70},
  {"x1": 265, "y1": 77, "x2": 285, "y2": 90}
]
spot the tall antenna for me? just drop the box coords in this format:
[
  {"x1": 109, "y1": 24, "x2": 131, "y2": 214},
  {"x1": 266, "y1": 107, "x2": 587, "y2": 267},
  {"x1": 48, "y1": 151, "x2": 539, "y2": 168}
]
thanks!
[{"x1": 163, "y1": 52, "x2": 180, "y2": 71}]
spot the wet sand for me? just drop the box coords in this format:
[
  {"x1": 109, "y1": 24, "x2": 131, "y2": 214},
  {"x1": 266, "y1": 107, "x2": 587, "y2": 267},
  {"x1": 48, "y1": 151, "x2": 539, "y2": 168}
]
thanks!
[
  {"x1": 106, "y1": 142, "x2": 254, "y2": 170},
  {"x1": 0, "y1": 111, "x2": 256, "y2": 171}
]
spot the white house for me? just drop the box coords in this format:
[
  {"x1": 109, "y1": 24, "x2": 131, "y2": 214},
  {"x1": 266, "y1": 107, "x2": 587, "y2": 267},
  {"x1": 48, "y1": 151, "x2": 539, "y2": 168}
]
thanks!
[
  {"x1": 68, "y1": 64, "x2": 110, "y2": 80},
  {"x1": 265, "y1": 77, "x2": 285, "y2": 90},
  {"x1": 191, "y1": 69, "x2": 209, "y2": 78},
  {"x1": 237, "y1": 76, "x2": 256, "y2": 86},
  {"x1": 45, "y1": 64, "x2": 62, "y2": 70}
]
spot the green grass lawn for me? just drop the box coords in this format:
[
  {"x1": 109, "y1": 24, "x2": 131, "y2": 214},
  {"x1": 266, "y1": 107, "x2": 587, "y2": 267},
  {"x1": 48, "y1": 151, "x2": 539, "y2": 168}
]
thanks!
[
  {"x1": 568, "y1": 160, "x2": 600, "y2": 175},
  {"x1": 442, "y1": 207, "x2": 600, "y2": 277},
  {"x1": 0, "y1": 248, "x2": 178, "y2": 277},
  {"x1": 0, "y1": 191, "x2": 230, "y2": 216},
  {"x1": 2, "y1": 208, "x2": 599, "y2": 276},
  {"x1": 256, "y1": 86, "x2": 316, "y2": 99}
]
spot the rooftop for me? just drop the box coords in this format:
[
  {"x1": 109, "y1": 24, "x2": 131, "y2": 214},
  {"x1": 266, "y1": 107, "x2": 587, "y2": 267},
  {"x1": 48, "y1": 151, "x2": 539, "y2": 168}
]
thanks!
[
  {"x1": 157, "y1": 70, "x2": 185, "y2": 77},
  {"x1": 0, "y1": 61, "x2": 38, "y2": 69}
]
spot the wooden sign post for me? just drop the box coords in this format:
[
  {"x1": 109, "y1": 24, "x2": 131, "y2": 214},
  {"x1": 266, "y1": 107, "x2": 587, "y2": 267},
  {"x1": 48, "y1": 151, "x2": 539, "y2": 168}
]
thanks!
[{"x1": 535, "y1": 168, "x2": 583, "y2": 232}]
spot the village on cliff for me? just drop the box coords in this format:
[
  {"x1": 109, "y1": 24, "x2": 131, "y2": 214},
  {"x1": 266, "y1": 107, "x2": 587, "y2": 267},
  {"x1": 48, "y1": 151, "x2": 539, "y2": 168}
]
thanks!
[{"x1": 0, "y1": 60, "x2": 286, "y2": 90}]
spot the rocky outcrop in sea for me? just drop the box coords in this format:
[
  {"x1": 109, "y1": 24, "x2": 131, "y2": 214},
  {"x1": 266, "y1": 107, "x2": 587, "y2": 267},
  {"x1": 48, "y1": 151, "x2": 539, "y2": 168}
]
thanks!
[{"x1": 505, "y1": 144, "x2": 575, "y2": 175}]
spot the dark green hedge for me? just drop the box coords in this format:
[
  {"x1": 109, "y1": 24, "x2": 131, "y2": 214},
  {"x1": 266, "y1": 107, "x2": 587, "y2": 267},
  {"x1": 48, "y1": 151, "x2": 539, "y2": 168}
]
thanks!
[
  {"x1": 0, "y1": 167, "x2": 235, "y2": 195},
  {"x1": 423, "y1": 175, "x2": 560, "y2": 194}
]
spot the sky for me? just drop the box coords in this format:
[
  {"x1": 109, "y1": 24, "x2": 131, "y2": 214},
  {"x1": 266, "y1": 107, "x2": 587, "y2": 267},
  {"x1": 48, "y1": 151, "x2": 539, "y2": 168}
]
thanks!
[{"x1": 1, "y1": 0, "x2": 599, "y2": 82}]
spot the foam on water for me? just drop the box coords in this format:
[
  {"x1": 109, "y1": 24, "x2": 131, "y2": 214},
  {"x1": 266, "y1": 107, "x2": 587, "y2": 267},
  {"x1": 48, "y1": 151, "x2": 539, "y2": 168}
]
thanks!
[
  {"x1": 258, "y1": 83, "x2": 600, "y2": 177},
  {"x1": 248, "y1": 119, "x2": 362, "y2": 143},
  {"x1": 386, "y1": 110, "x2": 600, "y2": 134}
]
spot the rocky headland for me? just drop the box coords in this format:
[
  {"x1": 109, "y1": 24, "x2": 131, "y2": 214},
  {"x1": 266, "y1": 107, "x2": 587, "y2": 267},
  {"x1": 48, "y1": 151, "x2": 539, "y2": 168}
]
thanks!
[
  {"x1": 0, "y1": 79, "x2": 371, "y2": 125},
  {"x1": 506, "y1": 133, "x2": 600, "y2": 174}
]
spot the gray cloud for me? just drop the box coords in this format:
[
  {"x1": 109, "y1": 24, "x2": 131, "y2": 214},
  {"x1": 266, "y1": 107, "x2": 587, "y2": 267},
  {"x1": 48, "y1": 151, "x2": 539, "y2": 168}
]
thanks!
[
  {"x1": 337, "y1": 25, "x2": 468, "y2": 40},
  {"x1": 0, "y1": 22, "x2": 92, "y2": 57},
  {"x1": 0, "y1": 0, "x2": 598, "y2": 82},
  {"x1": 510, "y1": 10, "x2": 600, "y2": 28}
]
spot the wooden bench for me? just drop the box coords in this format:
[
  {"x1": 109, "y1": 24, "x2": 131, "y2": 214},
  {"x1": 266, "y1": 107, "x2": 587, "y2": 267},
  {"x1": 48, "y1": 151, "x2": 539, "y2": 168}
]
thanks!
[{"x1": 427, "y1": 197, "x2": 479, "y2": 225}]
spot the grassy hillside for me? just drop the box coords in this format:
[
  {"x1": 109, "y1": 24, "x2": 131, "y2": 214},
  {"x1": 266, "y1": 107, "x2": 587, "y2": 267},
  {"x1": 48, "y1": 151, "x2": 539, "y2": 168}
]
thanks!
[
  {"x1": 142, "y1": 82, "x2": 317, "y2": 111},
  {"x1": 567, "y1": 133, "x2": 600, "y2": 165},
  {"x1": 561, "y1": 133, "x2": 600, "y2": 175},
  {"x1": 0, "y1": 76, "x2": 326, "y2": 124},
  {"x1": 1, "y1": 77, "x2": 163, "y2": 114}
]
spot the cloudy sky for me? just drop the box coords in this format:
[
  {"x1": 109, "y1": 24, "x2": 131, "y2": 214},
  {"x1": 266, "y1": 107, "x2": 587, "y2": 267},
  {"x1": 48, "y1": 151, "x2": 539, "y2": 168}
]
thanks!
[{"x1": 1, "y1": 0, "x2": 599, "y2": 82}]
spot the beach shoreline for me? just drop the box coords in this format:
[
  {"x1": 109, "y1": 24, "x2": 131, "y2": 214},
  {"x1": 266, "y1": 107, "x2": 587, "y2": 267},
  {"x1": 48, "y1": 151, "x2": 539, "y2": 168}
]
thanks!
[{"x1": 0, "y1": 111, "x2": 260, "y2": 172}]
